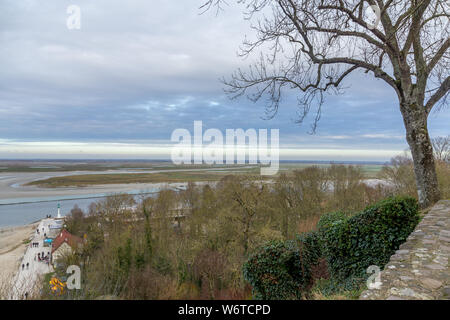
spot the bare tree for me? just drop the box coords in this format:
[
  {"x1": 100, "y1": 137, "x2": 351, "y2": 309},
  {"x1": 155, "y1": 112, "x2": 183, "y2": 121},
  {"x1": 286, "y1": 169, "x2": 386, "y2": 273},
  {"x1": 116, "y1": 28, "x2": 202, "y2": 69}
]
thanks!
[
  {"x1": 70, "y1": 204, "x2": 84, "y2": 220},
  {"x1": 203, "y1": 0, "x2": 449, "y2": 208},
  {"x1": 432, "y1": 135, "x2": 450, "y2": 161}
]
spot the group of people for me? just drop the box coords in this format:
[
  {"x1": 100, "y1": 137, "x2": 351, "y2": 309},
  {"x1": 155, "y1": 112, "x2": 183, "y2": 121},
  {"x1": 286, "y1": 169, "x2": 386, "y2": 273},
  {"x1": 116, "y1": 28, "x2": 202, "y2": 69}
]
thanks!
[
  {"x1": 17, "y1": 216, "x2": 56, "y2": 299},
  {"x1": 36, "y1": 251, "x2": 50, "y2": 263},
  {"x1": 22, "y1": 223, "x2": 52, "y2": 273},
  {"x1": 36, "y1": 228, "x2": 47, "y2": 238},
  {"x1": 30, "y1": 242, "x2": 39, "y2": 248}
]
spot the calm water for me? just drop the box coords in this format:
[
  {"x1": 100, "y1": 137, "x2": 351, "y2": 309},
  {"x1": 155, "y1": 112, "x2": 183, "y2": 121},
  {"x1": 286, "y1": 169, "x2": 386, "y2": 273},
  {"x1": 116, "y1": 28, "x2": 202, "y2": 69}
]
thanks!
[
  {"x1": 0, "y1": 197, "x2": 105, "y2": 228},
  {"x1": 0, "y1": 187, "x2": 172, "y2": 228}
]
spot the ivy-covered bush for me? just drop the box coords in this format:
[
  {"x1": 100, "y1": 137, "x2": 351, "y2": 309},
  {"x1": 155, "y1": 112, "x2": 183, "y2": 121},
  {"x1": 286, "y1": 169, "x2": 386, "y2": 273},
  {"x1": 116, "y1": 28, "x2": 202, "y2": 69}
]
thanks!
[
  {"x1": 243, "y1": 233, "x2": 320, "y2": 300},
  {"x1": 320, "y1": 196, "x2": 419, "y2": 281},
  {"x1": 317, "y1": 211, "x2": 347, "y2": 232},
  {"x1": 243, "y1": 196, "x2": 419, "y2": 299},
  {"x1": 296, "y1": 231, "x2": 322, "y2": 265}
]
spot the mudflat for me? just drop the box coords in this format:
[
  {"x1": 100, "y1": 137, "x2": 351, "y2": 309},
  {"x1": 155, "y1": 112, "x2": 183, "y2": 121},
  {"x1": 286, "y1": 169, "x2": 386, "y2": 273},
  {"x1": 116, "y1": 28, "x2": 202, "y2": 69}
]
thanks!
[
  {"x1": 0, "y1": 172, "x2": 179, "y2": 202},
  {"x1": 0, "y1": 169, "x2": 230, "y2": 202}
]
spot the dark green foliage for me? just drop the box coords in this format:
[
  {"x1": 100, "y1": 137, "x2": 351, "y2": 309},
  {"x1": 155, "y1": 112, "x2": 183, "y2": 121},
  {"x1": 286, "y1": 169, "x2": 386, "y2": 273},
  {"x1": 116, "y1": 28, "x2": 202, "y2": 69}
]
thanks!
[
  {"x1": 320, "y1": 196, "x2": 419, "y2": 281},
  {"x1": 317, "y1": 211, "x2": 347, "y2": 232},
  {"x1": 295, "y1": 231, "x2": 322, "y2": 266},
  {"x1": 117, "y1": 238, "x2": 133, "y2": 274},
  {"x1": 243, "y1": 196, "x2": 419, "y2": 299},
  {"x1": 243, "y1": 240, "x2": 304, "y2": 300},
  {"x1": 243, "y1": 232, "x2": 321, "y2": 300}
]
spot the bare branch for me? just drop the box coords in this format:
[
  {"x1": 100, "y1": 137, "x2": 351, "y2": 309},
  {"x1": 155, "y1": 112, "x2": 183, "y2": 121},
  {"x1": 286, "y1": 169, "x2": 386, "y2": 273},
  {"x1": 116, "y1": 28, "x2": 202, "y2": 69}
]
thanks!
[
  {"x1": 427, "y1": 37, "x2": 450, "y2": 74},
  {"x1": 426, "y1": 75, "x2": 450, "y2": 114},
  {"x1": 202, "y1": 0, "x2": 448, "y2": 131}
]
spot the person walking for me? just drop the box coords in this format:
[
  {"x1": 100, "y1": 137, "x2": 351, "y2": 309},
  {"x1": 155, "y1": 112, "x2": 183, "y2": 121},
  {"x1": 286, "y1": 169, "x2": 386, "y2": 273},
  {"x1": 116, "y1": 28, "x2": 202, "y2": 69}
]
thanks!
[{"x1": 26, "y1": 262, "x2": 29, "y2": 270}]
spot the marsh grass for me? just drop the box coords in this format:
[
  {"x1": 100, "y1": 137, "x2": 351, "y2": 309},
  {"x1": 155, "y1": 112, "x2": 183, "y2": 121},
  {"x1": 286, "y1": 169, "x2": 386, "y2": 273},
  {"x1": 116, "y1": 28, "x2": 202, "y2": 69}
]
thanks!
[{"x1": 26, "y1": 170, "x2": 257, "y2": 187}]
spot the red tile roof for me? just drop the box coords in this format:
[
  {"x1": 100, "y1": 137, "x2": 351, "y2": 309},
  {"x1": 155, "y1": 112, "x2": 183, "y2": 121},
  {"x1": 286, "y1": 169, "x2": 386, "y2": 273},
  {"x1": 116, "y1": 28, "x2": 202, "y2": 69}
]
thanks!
[{"x1": 51, "y1": 229, "x2": 83, "y2": 253}]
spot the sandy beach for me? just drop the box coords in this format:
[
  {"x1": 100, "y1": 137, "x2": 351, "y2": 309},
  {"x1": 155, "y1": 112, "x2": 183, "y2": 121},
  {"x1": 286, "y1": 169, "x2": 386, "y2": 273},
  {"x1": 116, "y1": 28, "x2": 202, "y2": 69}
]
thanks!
[{"x1": 0, "y1": 223, "x2": 37, "y2": 289}]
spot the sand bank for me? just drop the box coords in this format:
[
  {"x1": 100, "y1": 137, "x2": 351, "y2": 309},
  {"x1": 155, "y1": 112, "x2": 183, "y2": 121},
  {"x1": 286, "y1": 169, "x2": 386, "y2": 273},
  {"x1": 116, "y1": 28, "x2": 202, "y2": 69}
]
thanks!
[{"x1": 0, "y1": 169, "x2": 226, "y2": 203}]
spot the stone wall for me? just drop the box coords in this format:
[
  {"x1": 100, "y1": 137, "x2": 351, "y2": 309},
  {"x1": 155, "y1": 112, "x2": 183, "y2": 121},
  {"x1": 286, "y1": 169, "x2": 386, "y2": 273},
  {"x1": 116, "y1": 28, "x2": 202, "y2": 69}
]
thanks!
[{"x1": 360, "y1": 200, "x2": 450, "y2": 300}]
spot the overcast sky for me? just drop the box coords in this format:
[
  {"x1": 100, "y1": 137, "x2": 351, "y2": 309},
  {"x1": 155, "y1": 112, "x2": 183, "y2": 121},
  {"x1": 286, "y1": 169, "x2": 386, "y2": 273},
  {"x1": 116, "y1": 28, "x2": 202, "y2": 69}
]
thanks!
[{"x1": 0, "y1": 0, "x2": 448, "y2": 161}]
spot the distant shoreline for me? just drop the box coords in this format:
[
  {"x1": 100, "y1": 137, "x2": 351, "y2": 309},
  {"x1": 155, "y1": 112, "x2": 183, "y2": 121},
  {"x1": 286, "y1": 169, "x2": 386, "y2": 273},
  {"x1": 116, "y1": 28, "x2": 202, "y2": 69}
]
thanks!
[{"x1": 0, "y1": 158, "x2": 388, "y2": 164}]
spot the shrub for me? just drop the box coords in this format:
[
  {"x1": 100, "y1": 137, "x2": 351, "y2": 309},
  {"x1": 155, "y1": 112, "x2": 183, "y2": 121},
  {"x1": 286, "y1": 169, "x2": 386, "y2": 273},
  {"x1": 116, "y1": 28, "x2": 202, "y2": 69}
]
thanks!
[
  {"x1": 436, "y1": 160, "x2": 450, "y2": 199},
  {"x1": 320, "y1": 196, "x2": 419, "y2": 281},
  {"x1": 295, "y1": 231, "x2": 322, "y2": 267},
  {"x1": 379, "y1": 155, "x2": 417, "y2": 198},
  {"x1": 327, "y1": 165, "x2": 366, "y2": 212},
  {"x1": 243, "y1": 240, "x2": 302, "y2": 300},
  {"x1": 317, "y1": 211, "x2": 347, "y2": 232},
  {"x1": 243, "y1": 232, "x2": 321, "y2": 300}
]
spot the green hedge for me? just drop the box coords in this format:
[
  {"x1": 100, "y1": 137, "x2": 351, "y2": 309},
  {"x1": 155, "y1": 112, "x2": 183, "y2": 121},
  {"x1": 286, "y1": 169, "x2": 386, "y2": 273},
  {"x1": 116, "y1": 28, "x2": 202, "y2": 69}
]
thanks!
[
  {"x1": 296, "y1": 231, "x2": 322, "y2": 265},
  {"x1": 243, "y1": 197, "x2": 419, "y2": 299},
  {"x1": 320, "y1": 196, "x2": 419, "y2": 281},
  {"x1": 242, "y1": 232, "x2": 320, "y2": 300},
  {"x1": 317, "y1": 211, "x2": 347, "y2": 232}
]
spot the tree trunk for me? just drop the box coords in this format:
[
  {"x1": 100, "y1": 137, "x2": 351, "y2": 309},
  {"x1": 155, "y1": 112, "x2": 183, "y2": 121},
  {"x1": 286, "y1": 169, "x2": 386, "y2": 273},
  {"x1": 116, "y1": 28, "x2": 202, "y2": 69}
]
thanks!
[{"x1": 400, "y1": 101, "x2": 441, "y2": 208}]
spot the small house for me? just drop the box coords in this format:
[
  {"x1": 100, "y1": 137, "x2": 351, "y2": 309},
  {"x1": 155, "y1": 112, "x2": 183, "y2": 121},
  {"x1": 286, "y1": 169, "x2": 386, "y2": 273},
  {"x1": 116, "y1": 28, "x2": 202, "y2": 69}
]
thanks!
[{"x1": 51, "y1": 229, "x2": 83, "y2": 266}]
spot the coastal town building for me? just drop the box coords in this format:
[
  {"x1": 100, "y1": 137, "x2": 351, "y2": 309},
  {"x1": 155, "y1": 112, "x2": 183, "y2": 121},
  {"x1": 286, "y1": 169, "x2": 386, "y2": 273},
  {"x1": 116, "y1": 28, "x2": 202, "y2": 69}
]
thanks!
[{"x1": 51, "y1": 229, "x2": 83, "y2": 267}]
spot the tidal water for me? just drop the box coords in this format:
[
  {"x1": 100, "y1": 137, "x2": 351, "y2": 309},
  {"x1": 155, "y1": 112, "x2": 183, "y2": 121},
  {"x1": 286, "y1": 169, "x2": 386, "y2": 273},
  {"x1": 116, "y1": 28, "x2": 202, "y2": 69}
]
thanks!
[
  {"x1": 0, "y1": 197, "x2": 104, "y2": 228},
  {"x1": 0, "y1": 188, "x2": 167, "y2": 228}
]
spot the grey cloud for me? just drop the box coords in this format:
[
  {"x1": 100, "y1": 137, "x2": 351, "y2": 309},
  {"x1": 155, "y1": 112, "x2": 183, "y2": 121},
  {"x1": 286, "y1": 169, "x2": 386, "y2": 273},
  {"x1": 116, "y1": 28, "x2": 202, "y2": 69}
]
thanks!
[{"x1": 0, "y1": 0, "x2": 447, "y2": 159}]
